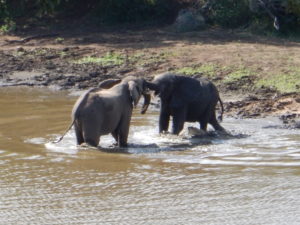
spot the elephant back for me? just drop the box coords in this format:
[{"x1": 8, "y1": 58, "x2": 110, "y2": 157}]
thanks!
[{"x1": 71, "y1": 88, "x2": 100, "y2": 119}]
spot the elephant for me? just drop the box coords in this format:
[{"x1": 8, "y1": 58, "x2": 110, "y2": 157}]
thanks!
[
  {"x1": 55, "y1": 76, "x2": 151, "y2": 147},
  {"x1": 145, "y1": 72, "x2": 225, "y2": 135}
]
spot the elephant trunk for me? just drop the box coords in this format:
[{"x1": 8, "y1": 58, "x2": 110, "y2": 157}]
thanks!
[
  {"x1": 141, "y1": 92, "x2": 151, "y2": 114},
  {"x1": 145, "y1": 81, "x2": 159, "y2": 92}
]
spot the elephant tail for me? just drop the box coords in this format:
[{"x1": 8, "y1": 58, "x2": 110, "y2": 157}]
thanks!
[
  {"x1": 218, "y1": 96, "x2": 224, "y2": 122},
  {"x1": 52, "y1": 120, "x2": 75, "y2": 143}
]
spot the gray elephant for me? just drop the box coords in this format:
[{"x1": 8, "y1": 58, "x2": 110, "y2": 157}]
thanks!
[
  {"x1": 56, "y1": 76, "x2": 150, "y2": 147},
  {"x1": 145, "y1": 73, "x2": 225, "y2": 135}
]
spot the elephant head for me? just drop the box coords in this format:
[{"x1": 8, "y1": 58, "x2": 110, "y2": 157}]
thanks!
[
  {"x1": 122, "y1": 76, "x2": 151, "y2": 114},
  {"x1": 146, "y1": 73, "x2": 177, "y2": 100}
]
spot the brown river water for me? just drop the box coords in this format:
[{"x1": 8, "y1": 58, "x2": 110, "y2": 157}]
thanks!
[{"x1": 1, "y1": 87, "x2": 300, "y2": 225}]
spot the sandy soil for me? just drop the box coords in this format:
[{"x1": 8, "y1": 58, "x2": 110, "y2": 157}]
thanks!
[{"x1": 0, "y1": 27, "x2": 299, "y2": 128}]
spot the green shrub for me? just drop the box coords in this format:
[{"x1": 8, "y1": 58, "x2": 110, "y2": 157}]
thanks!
[
  {"x1": 76, "y1": 52, "x2": 125, "y2": 66},
  {"x1": 255, "y1": 70, "x2": 300, "y2": 93},
  {"x1": 176, "y1": 64, "x2": 218, "y2": 77},
  {"x1": 209, "y1": 0, "x2": 251, "y2": 28},
  {"x1": 224, "y1": 67, "x2": 252, "y2": 83},
  {"x1": 92, "y1": 0, "x2": 179, "y2": 24}
]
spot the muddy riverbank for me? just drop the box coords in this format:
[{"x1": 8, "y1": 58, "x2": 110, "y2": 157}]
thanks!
[{"x1": 1, "y1": 27, "x2": 299, "y2": 128}]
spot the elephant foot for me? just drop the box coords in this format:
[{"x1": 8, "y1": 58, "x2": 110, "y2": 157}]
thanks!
[
  {"x1": 118, "y1": 144, "x2": 128, "y2": 149},
  {"x1": 84, "y1": 139, "x2": 98, "y2": 148},
  {"x1": 111, "y1": 142, "x2": 118, "y2": 147}
]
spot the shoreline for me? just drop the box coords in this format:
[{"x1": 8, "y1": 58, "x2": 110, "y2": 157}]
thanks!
[{"x1": 1, "y1": 28, "x2": 299, "y2": 129}]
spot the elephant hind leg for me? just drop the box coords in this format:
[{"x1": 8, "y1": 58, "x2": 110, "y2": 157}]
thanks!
[
  {"x1": 209, "y1": 111, "x2": 225, "y2": 132},
  {"x1": 111, "y1": 130, "x2": 119, "y2": 145},
  {"x1": 199, "y1": 108, "x2": 210, "y2": 132},
  {"x1": 82, "y1": 123, "x2": 100, "y2": 147},
  {"x1": 118, "y1": 126, "x2": 129, "y2": 148},
  {"x1": 74, "y1": 121, "x2": 84, "y2": 145},
  {"x1": 116, "y1": 115, "x2": 131, "y2": 148},
  {"x1": 84, "y1": 138, "x2": 99, "y2": 147},
  {"x1": 83, "y1": 131, "x2": 100, "y2": 147}
]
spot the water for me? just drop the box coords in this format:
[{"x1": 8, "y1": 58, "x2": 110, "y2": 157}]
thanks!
[{"x1": 1, "y1": 87, "x2": 300, "y2": 225}]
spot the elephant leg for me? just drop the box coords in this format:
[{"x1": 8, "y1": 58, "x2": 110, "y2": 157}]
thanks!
[
  {"x1": 199, "y1": 108, "x2": 210, "y2": 132},
  {"x1": 200, "y1": 119, "x2": 209, "y2": 131},
  {"x1": 111, "y1": 130, "x2": 119, "y2": 145},
  {"x1": 159, "y1": 107, "x2": 170, "y2": 133},
  {"x1": 209, "y1": 111, "x2": 225, "y2": 132},
  {"x1": 117, "y1": 115, "x2": 131, "y2": 148},
  {"x1": 172, "y1": 108, "x2": 186, "y2": 135},
  {"x1": 82, "y1": 122, "x2": 100, "y2": 147},
  {"x1": 74, "y1": 122, "x2": 84, "y2": 145},
  {"x1": 85, "y1": 138, "x2": 99, "y2": 147},
  {"x1": 199, "y1": 120, "x2": 208, "y2": 132}
]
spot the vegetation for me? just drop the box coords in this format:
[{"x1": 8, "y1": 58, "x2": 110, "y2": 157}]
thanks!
[
  {"x1": 75, "y1": 50, "x2": 173, "y2": 68},
  {"x1": 76, "y1": 52, "x2": 125, "y2": 66},
  {"x1": 224, "y1": 67, "x2": 253, "y2": 84},
  {"x1": 176, "y1": 63, "x2": 300, "y2": 94},
  {"x1": 176, "y1": 64, "x2": 218, "y2": 77},
  {"x1": 1, "y1": 0, "x2": 300, "y2": 35},
  {"x1": 0, "y1": 1, "x2": 300, "y2": 94},
  {"x1": 208, "y1": 0, "x2": 252, "y2": 29},
  {"x1": 255, "y1": 69, "x2": 300, "y2": 93}
]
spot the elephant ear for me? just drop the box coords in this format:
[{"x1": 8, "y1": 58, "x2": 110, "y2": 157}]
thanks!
[
  {"x1": 98, "y1": 79, "x2": 121, "y2": 89},
  {"x1": 128, "y1": 81, "x2": 141, "y2": 107}
]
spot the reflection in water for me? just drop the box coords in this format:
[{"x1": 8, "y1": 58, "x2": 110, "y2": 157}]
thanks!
[{"x1": 1, "y1": 87, "x2": 300, "y2": 225}]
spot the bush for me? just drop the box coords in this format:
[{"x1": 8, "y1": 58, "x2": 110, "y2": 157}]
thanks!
[
  {"x1": 208, "y1": 0, "x2": 251, "y2": 28},
  {"x1": 0, "y1": 0, "x2": 182, "y2": 26},
  {"x1": 1, "y1": 0, "x2": 300, "y2": 35},
  {"x1": 91, "y1": 0, "x2": 180, "y2": 24}
]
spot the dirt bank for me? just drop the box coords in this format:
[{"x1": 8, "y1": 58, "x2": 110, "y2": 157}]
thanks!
[{"x1": 0, "y1": 27, "x2": 299, "y2": 128}]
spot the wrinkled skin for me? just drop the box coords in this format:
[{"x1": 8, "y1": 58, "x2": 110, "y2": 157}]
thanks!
[
  {"x1": 61, "y1": 76, "x2": 150, "y2": 147},
  {"x1": 146, "y1": 73, "x2": 225, "y2": 135}
]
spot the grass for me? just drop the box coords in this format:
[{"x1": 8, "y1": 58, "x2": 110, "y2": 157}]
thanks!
[
  {"x1": 133, "y1": 51, "x2": 173, "y2": 66},
  {"x1": 255, "y1": 68, "x2": 300, "y2": 93},
  {"x1": 75, "y1": 50, "x2": 172, "y2": 67},
  {"x1": 176, "y1": 64, "x2": 219, "y2": 77},
  {"x1": 76, "y1": 52, "x2": 125, "y2": 66},
  {"x1": 0, "y1": 20, "x2": 16, "y2": 34},
  {"x1": 55, "y1": 37, "x2": 64, "y2": 43},
  {"x1": 59, "y1": 51, "x2": 68, "y2": 58},
  {"x1": 224, "y1": 67, "x2": 253, "y2": 83}
]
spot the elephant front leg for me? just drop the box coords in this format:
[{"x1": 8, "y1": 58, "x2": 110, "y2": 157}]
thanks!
[
  {"x1": 159, "y1": 108, "x2": 170, "y2": 133},
  {"x1": 209, "y1": 111, "x2": 226, "y2": 132},
  {"x1": 111, "y1": 130, "x2": 119, "y2": 146},
  {"x1": 74, "y1": 122, "x2": 84, "y2": 145},
  {"x1": 171, "y1": 108, "x2": 186, "y2": 135}
]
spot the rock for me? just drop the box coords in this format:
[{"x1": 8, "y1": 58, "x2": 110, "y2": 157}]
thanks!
[
  {"x1": 171, "y1": 9, "x2": 206, "y2": 33},
  {"x1": 188, "y1": 126, "x2": 206, "y2": 136},
  {"x1": 89, "y1": 72, "x2": 100, "y2": 78}
]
